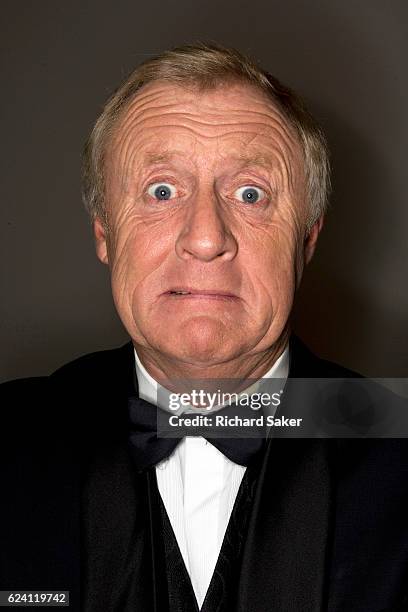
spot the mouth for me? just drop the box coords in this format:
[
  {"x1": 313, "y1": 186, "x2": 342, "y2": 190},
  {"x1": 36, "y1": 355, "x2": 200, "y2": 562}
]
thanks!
[{"x1": 164, "y1": 287, "x2": 238, "y2": 300}]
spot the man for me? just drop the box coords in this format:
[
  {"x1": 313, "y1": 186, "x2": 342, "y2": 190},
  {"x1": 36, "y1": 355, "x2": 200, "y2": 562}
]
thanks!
[{"x1": 1, "y1": 43, "x2": 407, "y2": 611}]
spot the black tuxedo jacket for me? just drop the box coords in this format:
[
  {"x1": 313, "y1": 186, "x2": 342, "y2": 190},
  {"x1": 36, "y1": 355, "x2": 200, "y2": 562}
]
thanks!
[{"x1": 1, "y1": 336, "x2": 407, "y2": 611}]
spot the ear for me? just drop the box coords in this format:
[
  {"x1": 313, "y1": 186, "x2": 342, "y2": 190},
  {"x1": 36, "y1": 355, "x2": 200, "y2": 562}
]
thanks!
[
  {"x1": 93, "y1": 216, "x2": 109, "y2": 265},
  {"x1": 304, "y1": 216, "x2": 324, "y2": 265}
]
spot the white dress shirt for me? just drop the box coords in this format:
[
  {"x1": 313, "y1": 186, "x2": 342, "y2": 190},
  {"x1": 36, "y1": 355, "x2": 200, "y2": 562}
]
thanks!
[{"x1": 134, "y1": 347, "x2": 289, "y2": 609}]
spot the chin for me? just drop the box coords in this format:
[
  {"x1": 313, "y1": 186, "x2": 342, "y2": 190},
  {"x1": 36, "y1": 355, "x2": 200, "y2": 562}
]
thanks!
[{"x1": 160, "y1": 317, "x2": 239, "y2": 365}]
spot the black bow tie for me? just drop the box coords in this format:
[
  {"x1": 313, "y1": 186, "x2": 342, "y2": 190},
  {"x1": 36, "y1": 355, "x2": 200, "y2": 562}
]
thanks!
[{"x1": 128, "y1": 395, "x2": 267, "y2": 472}]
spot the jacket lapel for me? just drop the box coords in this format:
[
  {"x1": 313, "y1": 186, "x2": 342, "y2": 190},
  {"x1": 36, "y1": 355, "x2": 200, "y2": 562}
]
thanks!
[
  {"x1": 235, "y1": 336, "x2": 333, "y2": 612},
  {"x1": 82, "y1": 444, "x2": 155, "y2": 611},
  {"x1": 75, "y1": 341, "x2": 168, "y2": 611},
  {"x1": 236, "y1": 437, "x2": 332, "y2": 611}
]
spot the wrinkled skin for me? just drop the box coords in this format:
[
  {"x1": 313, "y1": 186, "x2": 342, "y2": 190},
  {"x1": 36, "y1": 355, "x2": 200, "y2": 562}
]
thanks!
[{"x1": 94, "y1": 81, "x2": 323, "y2": 384}]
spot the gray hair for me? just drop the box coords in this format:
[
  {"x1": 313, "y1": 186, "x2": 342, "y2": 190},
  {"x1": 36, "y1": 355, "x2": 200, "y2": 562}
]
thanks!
[{"x1": 82, "y1": 42, "x2": 331, "y2": 231}]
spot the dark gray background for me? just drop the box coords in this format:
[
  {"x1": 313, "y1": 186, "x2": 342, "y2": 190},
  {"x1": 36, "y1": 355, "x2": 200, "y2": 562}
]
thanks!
[{"x1": 1, "y1": 0, "x2": 407, "y2": 381}]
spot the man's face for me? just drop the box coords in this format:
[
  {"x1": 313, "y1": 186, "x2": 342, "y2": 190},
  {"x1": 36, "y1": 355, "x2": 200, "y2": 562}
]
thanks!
[{"x1": 95, "y1": 81, "x2": 320, "y2": 368}]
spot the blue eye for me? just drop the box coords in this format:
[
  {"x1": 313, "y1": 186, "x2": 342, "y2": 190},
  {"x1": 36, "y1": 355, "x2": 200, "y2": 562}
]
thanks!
[
  {"x1": 147, "y1": 182, "x2": 176, "y2": 200},
  {"x1": 234, "y1": 186, "x2": 265, "y2": 204}
]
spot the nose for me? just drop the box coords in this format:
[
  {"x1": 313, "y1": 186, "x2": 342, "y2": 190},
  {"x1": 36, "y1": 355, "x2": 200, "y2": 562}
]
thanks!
[{"x1": 175, "y1": 187, "x2": 238, "y2": 262}]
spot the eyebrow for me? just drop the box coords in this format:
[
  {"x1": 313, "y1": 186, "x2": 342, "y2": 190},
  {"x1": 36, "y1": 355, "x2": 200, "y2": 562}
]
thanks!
[
  {"x1": 142, "y1": 151, "x2": 278, "y2": 170},
  {"x1": 142, "y1": 152, "x2": 180, "y2": 165},
  {"x1": 234, "y1": 153, "x2": 277, "y2": 169}
]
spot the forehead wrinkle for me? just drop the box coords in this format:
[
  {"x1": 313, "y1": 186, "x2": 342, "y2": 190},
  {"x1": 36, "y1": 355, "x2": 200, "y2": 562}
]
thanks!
[
  {"x1": 113, "y1": 120, "x2": 298, "y2": 174},
  {"x1": 114, "y1": 86, "x2": 299, "y2": 143},
  {"x1": 111, "y1": 79, "x2": 302, "y2": 160},
  {"x1": 117, "y1": 106, "x2": 298, "y2": 149},
  {"x1": 114, "y1": 87, "x2": 185, "y2": 127}
]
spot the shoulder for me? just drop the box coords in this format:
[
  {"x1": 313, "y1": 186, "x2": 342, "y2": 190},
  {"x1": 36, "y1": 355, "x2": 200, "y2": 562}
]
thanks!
[
  {"x1": 0, "y1": 341, "x2": 135, "y2": 436},
  {"x1": 289, "y1": 333, "x2": 408, "y2": 483},
  {"x1": 0, "y1": 374, "x2": 48, "y2": 393},
  {"x1": 1, "y1": 340, "x2": 134, "y2": 391},
  {"x1": 50, "y1": 340, "x2": 134, "y2": 384}
]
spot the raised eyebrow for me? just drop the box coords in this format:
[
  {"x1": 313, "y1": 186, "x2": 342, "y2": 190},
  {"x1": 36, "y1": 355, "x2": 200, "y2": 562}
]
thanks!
[
  {"x1": 141, "y1": 152, "x2": 278, "y2": 173},
  {"x1": 234, "y1": 153, "x2": 277, "y2": 169},
  {"x1": 142, "y1": 152, "x2": 181, "y2": 165}
]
